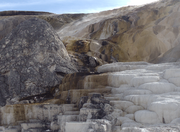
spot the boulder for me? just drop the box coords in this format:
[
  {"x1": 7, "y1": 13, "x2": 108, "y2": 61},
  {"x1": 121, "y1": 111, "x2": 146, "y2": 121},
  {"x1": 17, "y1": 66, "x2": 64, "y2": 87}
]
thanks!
[
  {"x1": 0, "y1": 16, "x2": 27, "y2": 41},
  {"x1": 0, "y1": 18, "x2": 77, "y2": 106},
  {"x1": 0, "y1": 11, "x2": 85, "y2": 41}
]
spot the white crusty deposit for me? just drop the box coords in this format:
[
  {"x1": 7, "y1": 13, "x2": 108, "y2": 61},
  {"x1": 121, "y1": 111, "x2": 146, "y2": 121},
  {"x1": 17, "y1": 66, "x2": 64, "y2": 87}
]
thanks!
[
  {"x1": 96, "y1": 62, "x2": 180, "y2": 130},
  {"x1": 1, "y1": 62, "x2": 180, "y2": 132}
]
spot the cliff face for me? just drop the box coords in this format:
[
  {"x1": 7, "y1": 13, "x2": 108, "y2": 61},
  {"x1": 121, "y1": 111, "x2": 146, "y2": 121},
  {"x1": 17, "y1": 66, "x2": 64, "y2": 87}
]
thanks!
[{"x1": 58, "y1": 0, "x2": 180, "y2": 63}]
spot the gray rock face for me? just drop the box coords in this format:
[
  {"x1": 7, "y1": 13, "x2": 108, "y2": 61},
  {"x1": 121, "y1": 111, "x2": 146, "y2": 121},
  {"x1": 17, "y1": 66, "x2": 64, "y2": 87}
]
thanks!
[
  {"x1": 79, "y1": 93, "x2": 112, "y2": 122},
  {"x1": 0, "y1": 18, "x2": 77, "y2": 106},
  {"x1": 0, "y1": 16, "x2": 27, "y2": 41}
]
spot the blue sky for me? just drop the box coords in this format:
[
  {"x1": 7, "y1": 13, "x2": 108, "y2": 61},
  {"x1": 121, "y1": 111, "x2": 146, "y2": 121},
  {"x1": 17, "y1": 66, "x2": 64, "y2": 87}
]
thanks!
[{"x1": 0, "y1": 0, "x2": 158, "y2": 14}]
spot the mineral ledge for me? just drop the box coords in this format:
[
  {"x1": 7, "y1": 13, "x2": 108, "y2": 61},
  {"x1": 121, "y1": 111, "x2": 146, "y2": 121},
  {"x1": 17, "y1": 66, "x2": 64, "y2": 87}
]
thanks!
[{"x1": 1, "y1": 62, "x2": 180, "y2": 132}]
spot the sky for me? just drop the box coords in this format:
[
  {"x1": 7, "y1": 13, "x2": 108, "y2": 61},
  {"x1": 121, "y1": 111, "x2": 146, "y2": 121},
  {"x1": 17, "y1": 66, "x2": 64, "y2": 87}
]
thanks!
[{"x1": 0, "y1": 0, "x2": 159, "y2": 14}]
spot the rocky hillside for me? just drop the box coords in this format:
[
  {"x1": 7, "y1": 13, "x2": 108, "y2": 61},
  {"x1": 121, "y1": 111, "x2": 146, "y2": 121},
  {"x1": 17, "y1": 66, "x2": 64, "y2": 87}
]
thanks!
[
  {"x1": 1, "y1": 0, "x2": 180, "y2": 68},
  {"x1": 1, "y1": 0, "x2": 180, "y2": 131},
  {"x1": 0, "y1": 11, "x2": 85, "y2": 41},
  {"x1": 58, "y1": 0, "x2": 180, "y2": 63}
]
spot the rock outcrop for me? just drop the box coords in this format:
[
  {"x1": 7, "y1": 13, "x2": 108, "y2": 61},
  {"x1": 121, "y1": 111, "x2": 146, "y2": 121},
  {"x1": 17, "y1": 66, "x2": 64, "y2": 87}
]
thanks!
[
  {"x1": 58, "y1": 0, "x2": 180, "y2": 63},
  {"x1": 63, "y1": 37, "x2": 109, "y2": 72},
  {"x1": 0, "y1": 11, "x2": 85, "y2": 41},
  {"x1": 0, "y1": 18, "x2": 77, "y2": 106},
  {"x1": 1, "y1": 0, "x2": 180, "y2": 65},
  {"x1": 1, "y1": 0, "x2": 180, "y2": 131}
]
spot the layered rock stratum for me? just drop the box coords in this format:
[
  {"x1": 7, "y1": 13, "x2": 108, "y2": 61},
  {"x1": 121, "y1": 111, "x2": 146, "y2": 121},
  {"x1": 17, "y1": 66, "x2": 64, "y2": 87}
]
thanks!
[{"x1": 0, "y1": 0, "x2": 180, "y2": 132}]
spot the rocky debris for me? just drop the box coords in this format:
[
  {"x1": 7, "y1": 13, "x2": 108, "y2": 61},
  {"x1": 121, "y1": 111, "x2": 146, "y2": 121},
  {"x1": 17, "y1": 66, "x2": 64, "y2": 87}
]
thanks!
[
  {"x1": 0, "y1": 17, "x2": 77, "y2": 106},
  {"x1": 62, "y1": 37, "x2": 108, "y2": 72},
  {"x1": 78, "y1": 96, "x2": 88, "y2": 109},
  {"x1": 79, "y1": 93, "x2": 112, "y2": 121},
  {"x1": 69, "y1": 52, "x2": 101, "y2": 72}
]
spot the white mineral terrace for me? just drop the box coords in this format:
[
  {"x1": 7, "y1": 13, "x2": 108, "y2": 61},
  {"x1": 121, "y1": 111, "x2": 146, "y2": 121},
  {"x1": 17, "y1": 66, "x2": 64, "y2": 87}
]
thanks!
[
  {"x1": 97, "y1": 62, "x2": 180, "y2": 131},
  {"x1": 1, "y1": 62, "x2": 180, "y2": 132}
]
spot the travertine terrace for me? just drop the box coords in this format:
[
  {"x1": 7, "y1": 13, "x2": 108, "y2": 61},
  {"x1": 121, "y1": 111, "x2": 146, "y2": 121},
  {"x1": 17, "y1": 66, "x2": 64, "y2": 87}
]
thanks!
[{"x1": 0, "y1": 0, "x2": 180, "y2": 132}]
